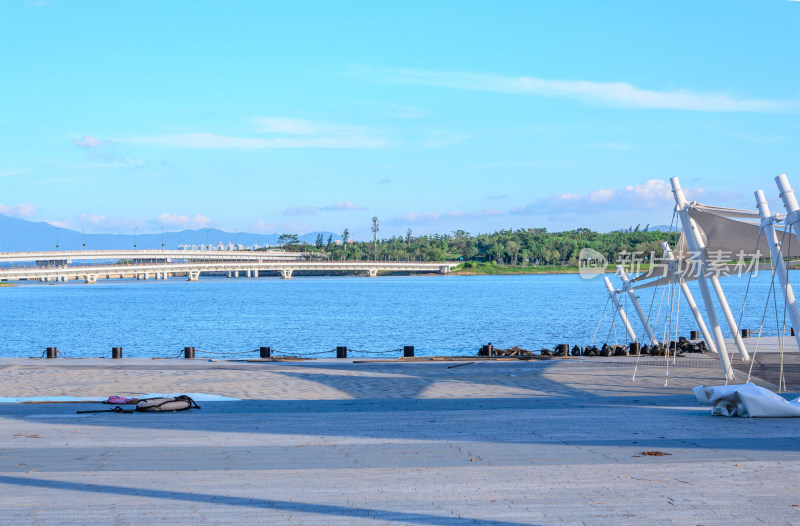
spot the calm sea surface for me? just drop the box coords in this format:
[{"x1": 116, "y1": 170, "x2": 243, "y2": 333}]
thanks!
[{"x1": 0, "y1": 272, "x2": 794, "y2": 358}]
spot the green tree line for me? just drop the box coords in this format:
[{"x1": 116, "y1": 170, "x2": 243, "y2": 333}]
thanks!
[{"x1": 273, "y1": 226, "x2": 679, "y2": 266}]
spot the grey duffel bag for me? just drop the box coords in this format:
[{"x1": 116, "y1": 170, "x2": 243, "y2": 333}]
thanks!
[{"x1": 136, "y1": 395, "x2": 201, "y2": 412}]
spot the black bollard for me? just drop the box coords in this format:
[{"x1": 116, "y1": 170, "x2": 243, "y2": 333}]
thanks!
[
  {"x1": 479, "y1": 345, "x2": 489, "y2": 356},
  {"x1": 259, "y1": 346, "x2": 271, "y2": 358},
  {"x1": 111, "y1": 347, "x2": 122, "y2": 359},
  {"x1": 403, "y1": 345, "x2": 414, "y2": 358},
  {"x1": 487, "y1": 343, "x2": 494, "y2": 356},
  {"x1": 741, "y1": 328, "x2": 751, "y2": 338},
  {"x1": 46, "y1": 347, "x2": 57, "y2": 359},
  {"x1": 630, "y1": 342, "x2": 641, "y2": 355},
  {"x1": 690, "y1": 330, "x2": 700, "y2": 340},
  {"x1": 184, "y1": 346, "x2": 195, "y2": 359},
  {"x1": 336, "y1": 346, "x2": 347, "y2": 359}
]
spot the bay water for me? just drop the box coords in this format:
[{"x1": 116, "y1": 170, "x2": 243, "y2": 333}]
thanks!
[{"x1": 0, "y1": 272, "x2": 793, "y2": 358}]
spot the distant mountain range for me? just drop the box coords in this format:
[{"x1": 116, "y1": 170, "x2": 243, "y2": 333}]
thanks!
[{"x1": 0, "y1": 215, "x2": 339, "y2": 251}]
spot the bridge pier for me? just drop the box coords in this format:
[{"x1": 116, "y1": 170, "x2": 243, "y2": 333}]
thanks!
[
  {"x1": 281, "y1": 269, "x2": 293, "y2": 279},
  {"x1": 440, "y1": 266, "x2": 450, "y2": 274},
  {"x1": 85, "y1": 274, "x2": 97, "y2": 284},
  {"x1": 367, "y1": 268, "x2": 378, "y2": 278},
  {"x1": 187, "y1": 270, "x2": 200, "y2": 281}
]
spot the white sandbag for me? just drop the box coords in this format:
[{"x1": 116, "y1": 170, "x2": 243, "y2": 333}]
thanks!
[{"x1": 693, "y1": 383, "x2": 800, "y2": 417}]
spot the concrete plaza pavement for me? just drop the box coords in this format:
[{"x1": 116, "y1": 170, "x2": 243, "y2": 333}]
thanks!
[{"x1": 1, "y1": 353, "x2": 800, "y2": 525}]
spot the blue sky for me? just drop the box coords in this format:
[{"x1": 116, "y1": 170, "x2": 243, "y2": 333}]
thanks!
[{"x1": 1, "y1": 1, "x2": 800, "y2": 239}]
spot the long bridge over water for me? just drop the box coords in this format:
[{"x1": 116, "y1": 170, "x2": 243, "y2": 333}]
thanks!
[{"x1": 0, "y1": 250, "x2": 458, "y2": 283}]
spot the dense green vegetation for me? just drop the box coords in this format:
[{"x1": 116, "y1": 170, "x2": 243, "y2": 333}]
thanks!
[{"x1": 271, "y1": 227, "x2": 679, "y2": 269}]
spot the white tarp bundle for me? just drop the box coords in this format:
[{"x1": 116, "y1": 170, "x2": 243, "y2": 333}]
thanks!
[{"x1": 693, "y1": 383, "x2": 800, "y2": 417}]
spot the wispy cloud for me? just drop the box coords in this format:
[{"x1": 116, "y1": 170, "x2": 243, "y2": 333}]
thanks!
[
  {"x1": 77, "y1": 213, "x2": 147, "y2": 233},
  {"x1": 155, "y1": 212, "x2": 211, "y2": 230},
  {"x1": 283, "y1": 201, "x2": 367, "y2": 216},
  {"x1": 121, "y1": 132, "x2": 389, "y2": 150},
  {"x1": 0, "y1": 168, "x2": 30, "y2": 177},
  {"x1": 283, "y1": 205, "x2": 320, "y2": 217},
  {"x1": 74, "y1": 135, "x2": 105, "y2": 149},
  {"x1": 44, "y1": 219, "x2": 71, "y2": 229},
  {"x1": 591, "y1": 142, "x2": 637, "y2": 150},
  {"x1": 390, "y1": 69, "x2": 799, "y2": 113},
  {"x1": 377, "y1": 178, "x2": 392, "y2": 185},
  {"x1": 425, "y1": 132, "x2": 470, "y2": 148},
  {"x1": 74, "y1": 159, "x2": 146, "y2": 169},
  {"x1": 479, "y1": 160, "x2": 577, "y2": 169},
  {"x1": 248, "y1": 219, "x2": 311, "y2": 235},
  {"x1": 73, "y1": 135, "x2": 146, "y2": 167},
  {"x1": 321, "y1": 201, "x2": 366, "y2": 211},
  {"x1": 0, "y1": 202, "x2": 36, "y2": 218},
  {"x1": 508, "y1": 179, "x2": 724, "y2": 216},
  {"x1": 248, "y1": 219, "x2": 277, "y2": 234},
  {"x1": 386, "y1": 208, "x2": 504, "y2": 226},
  {"x1": 120, "y1": 117, "x2": 391, "y2": 150}
]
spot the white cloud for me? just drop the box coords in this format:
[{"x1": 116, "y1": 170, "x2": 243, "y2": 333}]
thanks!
[
  {"x1": 391, "y1": 69, "x2": 799, "y2": 113},
  {"x1": 155, "y1": 213, "x2": 211, "y2": 230},
  {"x1": 0, "y1": 202, "x2": 36, "y2": 218}
]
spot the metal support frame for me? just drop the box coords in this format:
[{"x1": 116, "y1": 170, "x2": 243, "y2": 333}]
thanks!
[
  {"x1": 616, "y1": 266, "x2": 659, "y2": 345},
  {"x1": 772, "y1": 175, "x2": 800, "y2": 351},
  {"x1": 671, "y1": 177, "x2": 736, "y2": 380},
  {"x1": 755, "y1": 188, "x2": 800, "y2": 351},
  {"x1": 661, "y1": 242, "x2": 718, "y2": 354},
  {"x1": 603, "y1": 276, "x2": 637, "y2": 342}
]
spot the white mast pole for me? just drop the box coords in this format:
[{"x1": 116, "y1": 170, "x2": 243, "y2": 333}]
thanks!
[
  {"x1": 603, "y1": 276, "x2": 637, "y2": 342},
  {"x1": 616, "y1": 265, "x2": 658, "y2": 345},
  {"x1": 710, "y1": 271, "x2": 751, "y2": 361},
  {"x1": 755, "y1": 188, "x2": 800, "y2": 352},
  {"x1": 661, "y1": 242, "x2": 719, "y2": 354},
  {"x1": 671, "y1": 177, "x2": 735, "y2": 380}
]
